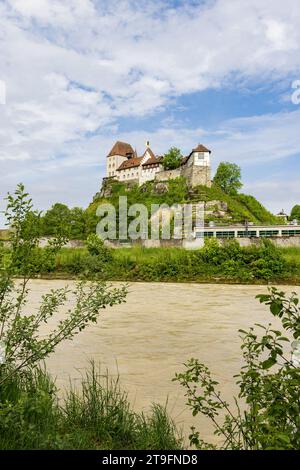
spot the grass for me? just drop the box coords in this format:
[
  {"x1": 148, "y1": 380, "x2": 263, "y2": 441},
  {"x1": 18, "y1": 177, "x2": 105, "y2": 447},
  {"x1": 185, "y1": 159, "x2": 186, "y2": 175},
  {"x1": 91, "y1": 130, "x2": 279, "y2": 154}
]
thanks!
[
  {"x1": 43, "y1": 241, "x2": 300, "y2": 284},
  {"x1": 279, "y1": 246, "x2": 300, "y2": 264},
  {"x1": 0, "y1": 363, "x2": 182, "y2": 450},
  {"x1": 4, "y1": 242, "x2": 300, "y2": 284}
]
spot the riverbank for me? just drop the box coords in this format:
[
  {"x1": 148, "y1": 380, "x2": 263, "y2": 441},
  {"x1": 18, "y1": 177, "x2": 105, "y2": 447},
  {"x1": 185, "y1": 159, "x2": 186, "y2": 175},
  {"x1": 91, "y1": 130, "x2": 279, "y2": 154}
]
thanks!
[
  {"x1": 44, "y1": 244, "x2": 300, "y2": 284},
  {"x1": 26, "y1": 280, "x2": 300, "y2": 445}
]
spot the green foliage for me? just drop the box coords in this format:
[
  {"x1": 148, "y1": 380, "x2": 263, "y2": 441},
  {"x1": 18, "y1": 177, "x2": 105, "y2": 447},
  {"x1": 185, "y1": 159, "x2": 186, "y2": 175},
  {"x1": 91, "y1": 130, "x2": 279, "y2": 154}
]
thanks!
[
  {"x1": 43, "y1": 177, "x2": 278, "y2": 241},
  {"x1": 0, "y1": 364, "x2": 182, "y2": 450},
  {"x1": 86, "y1": 234, "x2": 112, "y2": 262},
  {"x1": 63, "y1": 362, "x2": 182, "y2": 450},
  {"x1": 41, "y1": 203, "x2": 89, "y2": 239},
  {"x1": 162, "y1": 147, "x2": 183, "y2": 170},
  {"x1": 290, "y1": 204, "x2": 300, "y2": 221},
  {"x1": 174, "y1": 288, "x2": 300, "y2": 450},
  {"x1": 42, "y1": 203, "x2": 71, "y2": 237},
  {"x1": 213, "y1": 162, "x2": 243, "y2": 195},
  {"x1": 236, "y1": 194, "x2": 279, "y2": 225},
  {"x1": 0, "y1": 184, "x2": 127, "y2": 386},
  {"x1": 191, "y1": 184, "x2": 277, "y2": 224},
  {"x1": 50, "y1": 239, "x2": 291, "y2": 283},
  {"x1": 92, "y1": 178, "x2": 277, "y2": 227}
]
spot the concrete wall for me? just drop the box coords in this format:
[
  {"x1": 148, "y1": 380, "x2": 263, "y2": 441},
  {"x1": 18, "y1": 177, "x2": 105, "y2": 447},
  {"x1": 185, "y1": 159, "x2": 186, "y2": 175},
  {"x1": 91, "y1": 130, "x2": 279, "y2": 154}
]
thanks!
[
  {"x1": 38, "y1": 238, "x2": 85, "y2": 248},
  {"x1": 104, "y1": 236, "x2": 300, "y2": 249},
  {"x1": 230, "y1": 236, "x2": 300, "y2": 248},
  {"x1": 4, "y1": 235, "x2": 300, "y2": 250}
]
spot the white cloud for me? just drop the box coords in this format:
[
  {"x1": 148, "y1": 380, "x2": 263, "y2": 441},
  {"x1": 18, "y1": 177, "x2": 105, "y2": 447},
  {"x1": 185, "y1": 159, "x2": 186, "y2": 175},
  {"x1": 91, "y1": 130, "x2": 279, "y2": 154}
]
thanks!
[
  {"x1": 244, "y1": 179, "x2": 300, "y2": 214},
  {"x1": 0, "y1": 0, "x2": 300, "y2": 222}
]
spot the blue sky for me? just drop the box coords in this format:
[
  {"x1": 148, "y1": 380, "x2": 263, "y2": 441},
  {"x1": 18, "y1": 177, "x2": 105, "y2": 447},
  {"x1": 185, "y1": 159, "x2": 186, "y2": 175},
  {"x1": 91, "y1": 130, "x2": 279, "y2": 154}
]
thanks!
[{"x1": 0, "y1": 0, "x2": 300, "y2": 226}]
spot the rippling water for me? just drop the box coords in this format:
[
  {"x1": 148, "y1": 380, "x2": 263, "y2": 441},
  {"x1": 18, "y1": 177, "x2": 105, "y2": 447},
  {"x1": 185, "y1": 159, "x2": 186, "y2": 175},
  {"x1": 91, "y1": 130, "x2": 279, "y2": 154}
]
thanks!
[{"x1": 26, "y1": 280, "x2": 300, "y2": 445}]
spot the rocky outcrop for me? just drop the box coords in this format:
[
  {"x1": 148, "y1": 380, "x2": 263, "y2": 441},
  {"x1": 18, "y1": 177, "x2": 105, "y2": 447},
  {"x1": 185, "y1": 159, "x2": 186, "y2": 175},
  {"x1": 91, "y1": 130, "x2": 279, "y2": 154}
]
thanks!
[
  {"x1": 205, "y1": 200, "x2": 228, "y2": 211},
  {"x1": 153, "y1": 182, "x2": 169, "y2": 194}
]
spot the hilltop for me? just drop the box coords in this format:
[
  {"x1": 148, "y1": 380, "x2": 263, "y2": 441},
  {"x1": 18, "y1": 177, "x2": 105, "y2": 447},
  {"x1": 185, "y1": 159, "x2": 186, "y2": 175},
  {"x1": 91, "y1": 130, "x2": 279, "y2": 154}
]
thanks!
[{"x1": 90, "y1": 177, "x2": 279, "y2": 226}]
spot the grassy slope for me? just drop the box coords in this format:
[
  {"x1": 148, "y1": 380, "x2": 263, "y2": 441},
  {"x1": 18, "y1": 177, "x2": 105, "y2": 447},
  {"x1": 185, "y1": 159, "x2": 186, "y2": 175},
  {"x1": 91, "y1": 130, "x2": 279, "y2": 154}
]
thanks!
[{"x1": 90, "y1": 178, "x2": 279, "y2": 225}]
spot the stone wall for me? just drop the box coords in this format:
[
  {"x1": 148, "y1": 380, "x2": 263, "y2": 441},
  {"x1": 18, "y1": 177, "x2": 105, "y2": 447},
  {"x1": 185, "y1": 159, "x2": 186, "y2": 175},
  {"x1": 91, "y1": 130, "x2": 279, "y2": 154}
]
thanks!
[
  {"x1": 154, "y1": 164, "x2": 211, "y2": 187},
  {"x1": 155, "y1": 167, "x2": 182, "y2": 182},
  {"x1": 181, "y1": 164, "x2": 211, "y2": 187}
]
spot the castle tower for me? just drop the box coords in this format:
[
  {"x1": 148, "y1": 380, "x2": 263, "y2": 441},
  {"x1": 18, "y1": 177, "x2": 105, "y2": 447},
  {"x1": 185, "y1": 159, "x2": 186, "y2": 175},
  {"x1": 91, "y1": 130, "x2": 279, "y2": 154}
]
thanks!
[
  {"x1": 189, "y1": 144, "x2": 211, "y2": 168},
  {"x1": 182, "y1": 144, "x2": 212, "y2": 187},
  {"x1": 106, "y1": 141, "x2": 134, "y2": 178}
]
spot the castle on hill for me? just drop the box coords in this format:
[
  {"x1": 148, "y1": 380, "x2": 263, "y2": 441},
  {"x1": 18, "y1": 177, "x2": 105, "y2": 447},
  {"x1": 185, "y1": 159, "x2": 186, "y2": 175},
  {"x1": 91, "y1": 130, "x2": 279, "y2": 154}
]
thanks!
[{"x1": 105, "y1": 141, "x2": 212, "y2": 188}]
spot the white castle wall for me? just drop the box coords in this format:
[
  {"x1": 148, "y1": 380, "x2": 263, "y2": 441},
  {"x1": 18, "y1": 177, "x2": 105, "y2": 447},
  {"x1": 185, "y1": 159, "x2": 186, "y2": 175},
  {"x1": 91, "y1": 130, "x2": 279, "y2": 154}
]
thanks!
[{"x1": 140, "y1": 165, "x2": 163, "y2": 184}]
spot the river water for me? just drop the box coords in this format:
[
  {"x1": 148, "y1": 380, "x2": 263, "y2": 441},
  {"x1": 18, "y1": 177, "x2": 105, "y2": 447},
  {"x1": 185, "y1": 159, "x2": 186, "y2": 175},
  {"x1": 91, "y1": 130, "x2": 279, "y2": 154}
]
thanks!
[{"x1": 27, "y1": 280, "x2": 300, "y2": 445}]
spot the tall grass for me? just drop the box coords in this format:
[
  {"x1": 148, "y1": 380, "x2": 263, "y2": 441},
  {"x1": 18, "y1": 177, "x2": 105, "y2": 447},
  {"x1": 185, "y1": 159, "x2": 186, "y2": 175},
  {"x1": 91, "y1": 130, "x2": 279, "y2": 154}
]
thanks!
[
  {"x1": 279, "y1": 247, "x2": 300, "y2": 263},
  {"x1": 49, "y1": 242, "x2": 298, "y2": 283},
  {"x1": 0, "y1": 364, "x2": 182, "y2": 450}
]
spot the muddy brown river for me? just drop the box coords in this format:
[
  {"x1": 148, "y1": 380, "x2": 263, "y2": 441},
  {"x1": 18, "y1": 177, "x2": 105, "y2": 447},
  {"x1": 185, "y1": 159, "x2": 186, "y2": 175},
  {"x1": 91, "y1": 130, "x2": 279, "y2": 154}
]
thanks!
[{"x1": 27, "y1": 280, "x2": 300, "y2": 445}]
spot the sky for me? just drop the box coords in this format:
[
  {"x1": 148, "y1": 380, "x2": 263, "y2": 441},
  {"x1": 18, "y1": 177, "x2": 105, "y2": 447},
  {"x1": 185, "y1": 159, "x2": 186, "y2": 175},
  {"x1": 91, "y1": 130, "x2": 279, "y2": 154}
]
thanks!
[{"x1": 0, "y1": 0, "x2": 300, "y2": 226}]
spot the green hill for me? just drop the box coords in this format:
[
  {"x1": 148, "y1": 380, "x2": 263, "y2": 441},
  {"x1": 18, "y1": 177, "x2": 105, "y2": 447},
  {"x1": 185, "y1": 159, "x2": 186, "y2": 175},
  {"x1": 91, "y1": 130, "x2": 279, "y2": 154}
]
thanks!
[{"x1": 90, "y1": 177, "x2": 279, "y2": 226}]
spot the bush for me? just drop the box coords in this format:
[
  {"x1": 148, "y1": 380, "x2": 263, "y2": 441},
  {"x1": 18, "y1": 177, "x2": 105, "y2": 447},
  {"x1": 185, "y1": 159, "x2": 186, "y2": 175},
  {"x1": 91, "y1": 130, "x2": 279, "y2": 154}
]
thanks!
[
  {"x1": 50, "y1": 240, "x2": 291, "y2": 282},
  {"x1": 174, "y1": 288, "x2": 300, "y2": 450},
  {"x1": 0, "y1": 184, "x2": 127, "y2": 387},
  {"x1": 86, "y1": 234, "x2": 112, "y2": 262}
]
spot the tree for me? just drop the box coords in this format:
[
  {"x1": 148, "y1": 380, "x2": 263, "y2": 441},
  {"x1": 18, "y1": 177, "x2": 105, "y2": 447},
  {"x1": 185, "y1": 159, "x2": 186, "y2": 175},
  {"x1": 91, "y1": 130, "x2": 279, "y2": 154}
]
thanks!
[
  {"x1": 174, "y1": 287, "x2": 300, "y2": 450},
  {"x1": 69, "y1": 207, "x2": 87, "y2": 239},
  {"x1": 162, "y1": 147, "x2": 183, "y2": 170},
  {"x1": 42, "y1": 203, "x2": 71, "y2": 237},
  {"x1": 0, "y1": 184, "x2": 127, "y2": 386},
  {"x1": 213, "y1": 162, "x2": 243, "y2": 195},
  {"x1": 290, "y1": 204, "x2": 300, "y2": 221}
]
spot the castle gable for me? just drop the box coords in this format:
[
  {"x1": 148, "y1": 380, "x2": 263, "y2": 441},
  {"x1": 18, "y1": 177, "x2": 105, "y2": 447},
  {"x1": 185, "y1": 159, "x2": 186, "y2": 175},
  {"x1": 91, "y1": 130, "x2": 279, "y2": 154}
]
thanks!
[{"x1": 140, "y1": 147, "x2": 156, "y2": 164}]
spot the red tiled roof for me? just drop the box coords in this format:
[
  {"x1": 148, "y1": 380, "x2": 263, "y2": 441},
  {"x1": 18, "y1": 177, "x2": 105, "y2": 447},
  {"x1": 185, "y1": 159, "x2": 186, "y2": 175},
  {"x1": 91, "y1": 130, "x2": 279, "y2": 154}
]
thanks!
[
  {"x1": 116, "y1": 157, "x2": 143, "y2": 170},
  {"x1": 190, "y1": 144, "x2": 211, "y2": 155},
  {"x1": 107, "y1": 141, "x2": 134, "y2": 157},
  {"x1": 142, "y1": 155, "x2": 163, "y2": 166}
]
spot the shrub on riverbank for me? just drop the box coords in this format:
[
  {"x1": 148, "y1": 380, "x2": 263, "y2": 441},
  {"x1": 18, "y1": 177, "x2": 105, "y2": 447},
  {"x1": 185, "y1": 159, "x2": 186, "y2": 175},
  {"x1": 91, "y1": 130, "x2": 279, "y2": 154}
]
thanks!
[
  {"x1": 175, "y1": 288, "x2": 300, "y2": 450},
  {"x1": 0, "y1": 364, "x2": 182, "y2": 450},
  {"x1": 0, "y1": 185, "x2": 181, "y2": 450},
  {"x1": 52, "y1": 239, "x2": 295, "y2": 283},
  {"x1": 0, "y1": 184, "x2": 126, "y2": 388}
]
